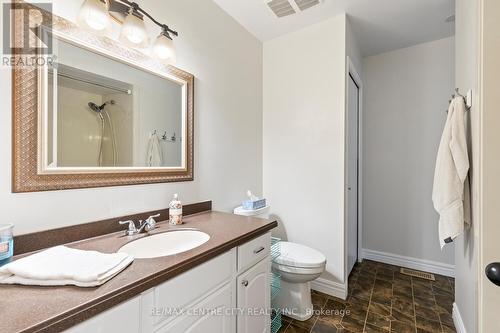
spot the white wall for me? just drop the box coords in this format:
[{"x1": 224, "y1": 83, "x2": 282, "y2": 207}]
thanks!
[
  {"x1": 0, "y1": 0, "x2": 263, "y2": 235},
  {"x1": 362, "y1": 37, "x2": 455, "y2": 265},
  {"x1": 454, "y1": 0, "x2": 479, "y2": 331},
  {"x1": 263, "y1": 15, "x2": 347, "y2": 284}
]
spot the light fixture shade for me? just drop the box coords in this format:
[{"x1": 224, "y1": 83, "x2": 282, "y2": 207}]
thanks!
[
  {"x1": 77, "y1": 0, "x2": 110, "y2": 34},
  {"x1": 152, "y1": 33, "x2": 176, "y2": 62},
  {"x1": 119, "y1": 12, "x2": 149, "y2": 48}
]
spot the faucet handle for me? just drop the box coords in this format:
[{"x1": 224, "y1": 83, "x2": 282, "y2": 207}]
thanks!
[
  {"x1": 119, "y1": 220, "x2": 137, "y2": 236},
  {"x1": 144, "y1": 213, "x2": 160, "y2": 232}
]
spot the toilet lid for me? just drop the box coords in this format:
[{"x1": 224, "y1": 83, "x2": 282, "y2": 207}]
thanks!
[{"x1": 274, "y1": 242, "x2": 326, "y2": 268}]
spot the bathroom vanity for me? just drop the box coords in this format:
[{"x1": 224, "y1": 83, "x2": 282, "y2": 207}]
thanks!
[
  {"x1": 0, "y1": 207, "x2": 277, "y2": 333},
  {"x1": 68, "y1": 233, "x2": 272, "y2": 333}
]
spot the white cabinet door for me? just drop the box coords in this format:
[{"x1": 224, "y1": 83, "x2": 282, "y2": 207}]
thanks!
[
  {"x1": 156, "y1": 282, "x2": 234, "y2": 333},
  {"x1": 237, "y1": 257, "x2": 270, "y2": 333},
  {"x1": 64, "y1": 296, "x2": 141, "y2": 333}
]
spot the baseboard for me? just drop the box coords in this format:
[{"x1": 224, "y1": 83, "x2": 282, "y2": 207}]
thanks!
[
  {"x1": 361, "y1": 248, "x2": 455, "y2": 277},
  {"x1": 452, "y1": 303, "x2": 467, "y2": 333},
  {"x1": 311, "y1": 278, "x2": 348, "y2": 300}
]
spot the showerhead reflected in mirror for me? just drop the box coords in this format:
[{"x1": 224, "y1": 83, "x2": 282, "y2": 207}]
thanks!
[{"x1": 44, "y1": 37, "x2": 185, "y2": 169}]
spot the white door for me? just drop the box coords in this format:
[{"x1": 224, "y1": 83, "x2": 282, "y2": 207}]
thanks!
[
  {"x1": 237, "y1": 258, "x2": 270, "y2": 333},
  {"x1": 479, "y1": 0, "x2": 500, "y2": 331},
  {"x1": 347, "y1": 74, "x2": 360, "y2": 275}
]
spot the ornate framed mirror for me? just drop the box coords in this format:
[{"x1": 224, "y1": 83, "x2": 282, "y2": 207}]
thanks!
[{"x1": 11, "y1": 2, "x2": 194, "y2": 192}]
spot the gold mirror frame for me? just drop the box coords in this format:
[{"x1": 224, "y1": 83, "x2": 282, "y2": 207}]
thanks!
[{"x1": 11, "y1": 2, "x2": 194, "y2": 192}]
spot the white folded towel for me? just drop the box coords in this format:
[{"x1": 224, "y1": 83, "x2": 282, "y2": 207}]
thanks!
[{"x1": 0, "y1": 246, "x2": 134, "y2": 287}]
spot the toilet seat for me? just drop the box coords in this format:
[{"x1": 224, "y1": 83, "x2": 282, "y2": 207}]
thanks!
[
  {"x1": 272, "y1": 262, "x2": 325, "y2": 275},
  {"x1": 274, "y1": 242, "x2": 326, "y2": 269}
]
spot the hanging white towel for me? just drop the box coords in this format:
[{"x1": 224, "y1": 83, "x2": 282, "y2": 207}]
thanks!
[
  {"x1": 0, "y1": 246, "x2": 134, "y2": 287},
  {"x1": 432, "y1": 97, "x2": 471, "y2": 248},
  {"x1": 147, "y1": 132, "x2": 163, "y2": 167}
]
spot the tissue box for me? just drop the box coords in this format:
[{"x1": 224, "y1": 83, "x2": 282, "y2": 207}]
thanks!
[{"x1": 242, "y1": 198, "x2": 267, "y2": 210}]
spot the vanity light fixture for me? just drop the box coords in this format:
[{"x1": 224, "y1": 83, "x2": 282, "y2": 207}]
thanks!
[{"x1": 77, "y1": 0, "x2": 178, "y2": 62}]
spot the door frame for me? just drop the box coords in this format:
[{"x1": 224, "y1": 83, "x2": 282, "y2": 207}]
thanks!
[
  {"x1": 345, "y1": 56, "x2": 363, "y2": 280},
  {"x1": 478, "y1": 0, "x2": 500, "y2": 331}
]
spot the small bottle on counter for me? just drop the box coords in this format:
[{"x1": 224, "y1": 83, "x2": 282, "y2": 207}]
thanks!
[{"x1": 169, "y1": 193, "x2": 183, "y2": 225}]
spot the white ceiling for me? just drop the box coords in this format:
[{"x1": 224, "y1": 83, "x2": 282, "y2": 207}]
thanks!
[{"x1": 212, "y1": 0, "x2": 455, "y2": 56}]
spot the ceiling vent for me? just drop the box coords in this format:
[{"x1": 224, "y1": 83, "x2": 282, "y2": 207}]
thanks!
[
  {"x1": 293, "y1": 0, "x2": 321, "y2": 11},
  {"x1": 265, "y1": 0, "x2": 322, "y2": 18}
]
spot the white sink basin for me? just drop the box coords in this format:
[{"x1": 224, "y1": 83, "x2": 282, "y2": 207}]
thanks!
[{"x1": 118, "y1": 230, "x2": 210, "y2": 258}]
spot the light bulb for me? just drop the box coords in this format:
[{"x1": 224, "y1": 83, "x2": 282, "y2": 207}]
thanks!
[
  {"x1": 77, "y1": 0, "x2": 110, "y2": 33},
  {"x1": 119, "y1": 10, "x2": 149, "y2": 48},
  {"x1": 153, "y1": 33, "x2": 175, "y2": 61}
]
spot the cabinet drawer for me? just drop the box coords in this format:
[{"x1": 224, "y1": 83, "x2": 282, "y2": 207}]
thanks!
[{"x1": 238, "y1": 232, "x2": 271, "y2": 272}]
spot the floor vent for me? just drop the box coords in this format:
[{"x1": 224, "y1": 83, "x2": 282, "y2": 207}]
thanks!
[{"x1": 400, "y1": 268, "x2": 435, "y2": 281}]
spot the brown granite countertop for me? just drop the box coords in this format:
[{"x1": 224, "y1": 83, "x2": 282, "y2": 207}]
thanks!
[{"x1": 0, "y1": 211, "x2": 277, "y2": 333}]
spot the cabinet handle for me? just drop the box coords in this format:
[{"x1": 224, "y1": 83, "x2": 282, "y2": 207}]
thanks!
[
  {"x1": 253, "y1": 246, "x2": 265, "y2": 254},
  {"x1": 241, "y1": 280, "x2": 249, "y2": 287}
]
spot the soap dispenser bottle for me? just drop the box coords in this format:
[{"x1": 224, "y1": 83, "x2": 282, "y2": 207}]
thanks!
[{"x1": 169, "y1": 193, "x2": 183, "y2": 225}]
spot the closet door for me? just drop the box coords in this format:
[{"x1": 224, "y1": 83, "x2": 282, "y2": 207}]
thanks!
[{"x1": 347, "y1": 73, "x2": 360, "y2": 275}]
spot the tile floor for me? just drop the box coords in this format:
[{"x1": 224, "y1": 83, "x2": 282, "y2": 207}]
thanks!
[{"x1": 279, "y1": 260, "x2": 456, "y2": 333}]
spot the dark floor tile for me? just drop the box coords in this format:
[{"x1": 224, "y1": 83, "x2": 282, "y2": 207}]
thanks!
[
  {"x1": 325, "y1": 298, "x2": 348, "y2": 311},
  {"x1": 285, "y1": 322, "x2": 313, "y2": 333},
  {"x1": 345, "y1": 303, "x2": 368, "y2": 322},
  {"x1": 434, "y1": 294, "x2": 454, "y2": 308},
  {"x1": 311, "y1": 319, "x2": 340, "y2": 333},
  {"x1": 317, "y1": 313, "x2": 344, "y2": 327},
  {"x1": 413, "y1": 295, "x2": 436, "y2": 308},
  {"x1": 442, "y1": 324, "x2": 457, "y2": 333},
  {"x1": 393, "y1": 286, "x2": 413, "y2": 300},
  {"x1": 439, "y1": 312, "x2": 454, "y2": 327},
  {"x1": 416, "y1": 315, "x2": 442, "y2": 332},
  {"x1": 291, "y1": 315, "x2": 318, "y2": 330},
  {"x1": 413, "y1": 286, "x2": 434, "y2": 299},
  {"x1": 414, "y1": 304, "x2": 440, "y2": 322},
  {"x1": 433, "y1": 303, "x2": 452, "y2": 315},
  {"x1": 366, "y1": 312, "x2": 391, "y2": 330},
  {"x1": 371, "y1": 292, "x2": 392, "y2": 306},
  {"x1": 351, "y1": 286, "x2": 372, "y2": 301},
  {"x1": 312, "y1": 292, "x2": 329, "y2": 310},
  {"x1": 376, "y1": 271, "x2": 394, "y2": 282},
  {"x1": 433, "y1": 285, "x2": 454, "y2": 298},
  {"x1": 374, "y1": 279, "x2": 393, "y2": 289},
  {"x1": 412, "y1": 279, "x2": 433, "y2": 289},
  {"x1": 347, "y1": 295, "x2": 369, "y2": 309},
  {"x1": 341, "y1": 316, "x2": 366, "y2": 332},
  {"x1": 369, "y1": 301, "x2": 391, "y2": 317},
  {"x1": 391, "y1": 320, "x2": 416, "y2": 333},
  {"x1": 364, "y1": 322, "x2": 389, "y2": 332},
  {"x1": 358, "y1": 275, "x2": 376, "y2": 288},
  {"x1": 391, "y1": 309, "x2": 415, "y2": 324},
  {"x1": 432, "y1": 279, "x2": 453, "y2": 292},
  {"x1": 392, "y1": 297, "x2": 414, "y2": 316}
]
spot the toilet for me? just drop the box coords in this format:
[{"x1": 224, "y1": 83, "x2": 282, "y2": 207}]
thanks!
[{"x1": 272, "y1": 241, "x2": 326, "y2": 321}]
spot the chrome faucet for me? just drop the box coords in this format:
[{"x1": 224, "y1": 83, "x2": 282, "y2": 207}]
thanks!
[{"x1": 119, "y1": 213, "x2": 161, "y2": 236}]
